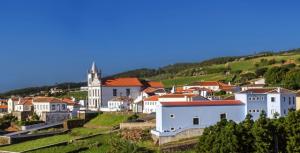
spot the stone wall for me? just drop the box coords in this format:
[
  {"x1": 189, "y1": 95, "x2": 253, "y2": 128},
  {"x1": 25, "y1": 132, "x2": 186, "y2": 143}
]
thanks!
[
  {"x1": 120, "y1": 122, "x2": 155, "y2": 130},
  {"x1": 152, "y1": 128, "x2": 204, "y2": 145},
  {"x1": 41, "y1": 112, "x2": 70, "y2": 123},
  {"x1": 0, "y1": 136, "x2": 11, "y2": 145},
  {"x1": 12, "y1": 111, "x2": 31, "y2": 121},
  {"x1": 63, "y1": 119, "x2": 85, "y2": 130},
  {"x1": 77, "y1": 110, "x2": 99, "y2": 122}
]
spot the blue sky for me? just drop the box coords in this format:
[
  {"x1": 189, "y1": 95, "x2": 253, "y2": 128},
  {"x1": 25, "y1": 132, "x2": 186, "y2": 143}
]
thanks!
[{"x1": 1, "y1": 0, "x2": 300, "y2": 92}]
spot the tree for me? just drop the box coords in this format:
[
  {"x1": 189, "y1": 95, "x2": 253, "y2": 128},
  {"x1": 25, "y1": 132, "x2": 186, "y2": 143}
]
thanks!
[
  {"x1": 237, "y1": 114, "x2": 255, "y2": 153},
  {"x1": 255, "y1": 68, "x2": 268, "y2": 77},
  {"x1": 285, "y1": 110, "x2": 300, "y2": 153},
  {"x1": 265, "y1": 66, "x2": 289, "y2": 85},
  {"x1": 252, "y1": 111, "x2": 275, "y2": 153},
  {"x1": 282, "y1": 70, "x2": 300, "y2": 90}
]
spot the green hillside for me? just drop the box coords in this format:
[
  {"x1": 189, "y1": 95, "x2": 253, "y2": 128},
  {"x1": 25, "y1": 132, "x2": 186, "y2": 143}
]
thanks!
[
  {"x1": 158, "y1": 51, "x2": 300, "y2": 87},
  {"x1": 2, "y1": 48, "x2": 300, "y2": 97}
]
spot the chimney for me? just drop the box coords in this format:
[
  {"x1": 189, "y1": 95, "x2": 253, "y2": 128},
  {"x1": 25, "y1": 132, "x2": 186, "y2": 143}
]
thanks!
[{"x1": 277, "y1": 87, "x2": 281, "y2": 93}]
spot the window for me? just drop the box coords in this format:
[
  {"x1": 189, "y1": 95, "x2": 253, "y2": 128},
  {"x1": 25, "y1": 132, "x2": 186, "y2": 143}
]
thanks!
[
  {"x1": 220, "y1": 113, "x2": 226, "y2": 120},
  {"x1": 171, "y1": 128, "x2": 175, "y2": 131},
  {"x1": 126, "y1": 89, "x2": 130, "y2": 97},
  {"x1": 113, "y1": 89, "x2": 117, "y2": 96},
  {"x1": 170, "y1": 114, "x2": 175, "y2": 118},
  {"x1": 257, "y1": 109, "x2": 260, "y2": 112},
  {"x1": 62, "y1": 104, "x2": 66, "y2": 110},
  {"x1": 284, "y1": 109, "x2": 286, "y2": 115},
  {"x1": 51, "y1": 105, "x2": 56, "y2": 110},
  {"x1": 271, "y1": 97, "x2": 275, "y2": 102},
  {"x1": 249, "y1": 110, "x2": 252, "y2": 113},
  {"x1": 193, "y1": 118, "x2": 199, "y2": 125},
  {"x1": 293, "y1": 97, "x2": 295, "y2": 105},
  {"x1": 289, "y1": 97, "x2": 291, "y2": 105},
  {"x1": 283, "y1": 97, "x2": 286, "y2": 102}
]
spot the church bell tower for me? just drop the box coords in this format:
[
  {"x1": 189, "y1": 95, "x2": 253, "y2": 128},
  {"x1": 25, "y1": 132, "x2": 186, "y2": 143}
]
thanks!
[{"x1": 87, "y1": 62, "x2": 102, "y2": 111}]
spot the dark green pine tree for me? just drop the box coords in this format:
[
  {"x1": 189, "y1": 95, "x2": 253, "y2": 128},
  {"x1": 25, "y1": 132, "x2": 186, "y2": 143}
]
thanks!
[
  {"x1": 252, "y1": 110, "x2": 275, "y2": 153},
  {"x1": 285, "y1": 110, "x2": 300, "y2": 153}
]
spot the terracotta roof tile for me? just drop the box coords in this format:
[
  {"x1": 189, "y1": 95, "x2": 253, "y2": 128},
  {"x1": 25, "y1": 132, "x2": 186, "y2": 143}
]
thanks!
[
  {"x1": 0, "y1": 105, "x2": 8, "y2": 109},
  {"x1": 161, "y1": 100, "x2": 243, "y2": 107},
  {"x1": 159, "y1": 94, "x2": 198, "y2": 98},
  {"x1": 144, "y1": 95, "x2": 159, "y2": 101},
  {"x1": 147, "y1": 81, "x2": 164, "y2": 88},
  {"x1": 103, "y1": 77, "x2": 143, "y2": 87},
  {"x1": 33, "y1": 97, "x2": 66, "y2": 103}
]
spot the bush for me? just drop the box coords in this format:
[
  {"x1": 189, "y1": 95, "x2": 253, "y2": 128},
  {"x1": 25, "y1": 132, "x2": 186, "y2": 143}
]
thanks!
[
  {"x1": 127, "y1": 114, "x2": 139, "y2": 122},
  {"x1": 255, "y1": 67, "x2": 268, "y2": 77}
]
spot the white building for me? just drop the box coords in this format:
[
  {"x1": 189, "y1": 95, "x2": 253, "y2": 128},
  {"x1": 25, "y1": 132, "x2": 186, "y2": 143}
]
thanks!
[
  {"x1": 86, "y1": 62, "x2": 163, "y2": 112},
  {"x1": 152, "y1": 87, "x2": 296, "y2": 145},
  {"x1": 14, "y1": 98, "x2": 33, "y2": 112},
  {"x1": 8, "y1": 97, "x2": 32, "y2": 113},
  {"x1": 142, "y1": 93, "x2": 208, "y2": 114},
  {"x1": 107, "y1": 96, "x2": 132, "y2": 111},
  {"x1": 33, "y1": 97, "x2": 70, "y2": 123},
  {"x1": 235, "y1": 88, "x2": 296, "y2": 120},
  {"x1": 151, "y1": 100, "x2": 245, "y2": 145},
  {"x1": 143, "y1": 95, "x2": 159, "y2": 114}
]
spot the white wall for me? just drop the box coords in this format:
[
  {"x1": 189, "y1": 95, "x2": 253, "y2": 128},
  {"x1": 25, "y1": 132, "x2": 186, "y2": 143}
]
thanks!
[
  {"x1": 102, "y1": 86, "x2": 141, "y2": 107},
  {"x1": 155, "y1": 104, "x2": 245, "y2": 135}
]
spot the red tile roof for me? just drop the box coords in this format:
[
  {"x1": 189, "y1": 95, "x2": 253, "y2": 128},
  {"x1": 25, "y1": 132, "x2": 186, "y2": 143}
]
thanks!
[
  {"x1": 147, "y1": 81, "x2": 164, "y2": 88},
  {"x1": 62, "y1": 98, "x2": 76, "y2": 105},
  {"x1": 19, "y1": 98, "x2": 33, "y2": 105},
  {"x1": 33, "y1": 97, "x2": 66, "y2": 103},
  {"x1": 103, "y1": 77, "x2": 143, "y2": 87},
  {"x1": 143, "y1": 87, "x2": 165, "y2": 94},
  {"x1": 0, "y1": 105, "x2": 8, "y2": 109},
  {"x1": 159, "y1": 94, "x2": 198, "y2": 98},
  {"x1": 144, "y1": 95, "x2": 159, "y2": 101},
  {"x1": 160, "y1": 100, "x2": 243, "y2": 107}
]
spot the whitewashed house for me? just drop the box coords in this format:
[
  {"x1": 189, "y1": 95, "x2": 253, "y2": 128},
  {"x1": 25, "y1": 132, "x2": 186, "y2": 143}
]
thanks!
[
  {"x1": 107, "y1": 96, "x2": 132, "y2": 111},
  {"x1": 143, "y1": 95, "x2": 159, "y2": 114},
  {"x1": 151, "y1": 100, "x2": 245, "y2": 145},
  {"x1": 235, "y1": 88, "x2": 296, "y2": 120},
  {"x1": 8, "y1": 97, "x2": 33, "y2": 113},
  {"x1": 62, "y1": 98, "x2": 81, "y2": 117},
  {"x1": 33, "y1": 97, "x2": 70, "y2": 123},
  {"x1": 152, "y1": 87, "x2": 296, "y2": 145},
  {"x1": 14, "y1": 98, "x2": 33, "y2": 112},
  {"x1": 183, "y1": 81, "x2": 240, "y2": 94}
]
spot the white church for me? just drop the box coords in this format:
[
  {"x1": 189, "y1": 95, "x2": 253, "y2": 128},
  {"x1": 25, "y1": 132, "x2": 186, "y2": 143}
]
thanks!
[{"x1": 86, "y1": 62, "x2": 163, "y2": 111}]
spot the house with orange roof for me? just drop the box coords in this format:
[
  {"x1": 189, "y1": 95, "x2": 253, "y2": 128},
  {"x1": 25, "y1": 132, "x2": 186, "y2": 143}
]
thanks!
[
  {"x1": 33, "y1": 97, "x2": 70, "y2": 123},
  {"x1": 14, "y1": 97, "x2": 33, "y2": 112},
  {"x1": 86, "y1": 62, "x2": 164, "y2": 112}
]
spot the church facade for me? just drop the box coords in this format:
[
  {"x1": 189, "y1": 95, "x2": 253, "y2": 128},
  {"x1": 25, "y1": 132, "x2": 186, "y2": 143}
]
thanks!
[{"x1": 86, "y1": 62, "x2": 148, "y2": 111}]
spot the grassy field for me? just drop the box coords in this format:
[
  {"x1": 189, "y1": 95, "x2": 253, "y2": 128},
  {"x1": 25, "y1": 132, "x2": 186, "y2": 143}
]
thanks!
[
  {"x1": 85, "y1": 112, "x2": 132, "y2": 127},
  {"x1": 160, "y1": 53, "x2": 300, "y2": 87},
  {"x1": 59, "y1": 91, "x2": 87, "y2": 100},
  {"x1": 162, "y1": 73, "x2": 233, "y2": 88},
  {"x1": 0, "y1": 127, "x2": 105, "y2": 152}
]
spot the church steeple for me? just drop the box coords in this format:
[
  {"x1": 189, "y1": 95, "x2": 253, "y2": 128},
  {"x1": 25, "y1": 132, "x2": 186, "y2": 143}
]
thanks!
[
  {"x1": 88, "y1": 62, "x2": 101, "y2": 86},
  {"x1": 91, "y1": 62, "x2": 98, "y2": 73}
]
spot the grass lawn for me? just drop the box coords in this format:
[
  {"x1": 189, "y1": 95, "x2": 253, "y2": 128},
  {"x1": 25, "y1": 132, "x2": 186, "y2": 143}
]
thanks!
[
  {"x1": 85, "y1": 113, "x2": 131, "y2": 127},
  {"x1": 0, "y1": 127, "x2": 106, "y2": 152},
  {"x1": 28, "y1": 133, "x2": 115, "y2": 153},
  {"x1": 0, "y1": 134, "x2": 72, "y2": 152}
]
